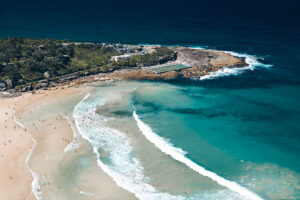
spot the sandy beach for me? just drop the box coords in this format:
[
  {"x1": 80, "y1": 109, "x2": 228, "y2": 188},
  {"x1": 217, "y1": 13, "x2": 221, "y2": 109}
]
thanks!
[
  {"x1": 0, "y1": 93, "x2": 33, "y2": 200},
  {"x1": 0, "y1": 87, "x2": 78, "y2": 200},
  {"x1": 0, "y1": 84, "x2": 137, "y2": 200}
]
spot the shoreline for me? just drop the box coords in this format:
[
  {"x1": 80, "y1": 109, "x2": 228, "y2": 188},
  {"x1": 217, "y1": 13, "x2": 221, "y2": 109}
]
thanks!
[
  {"x1": 0, "y1": 92, "x2": 40, "y2": 200},
  {"x1": 13, "y1": 116, "x2": 41, "y2": 200},
  {"x1": 0, "y1": 86, "x2": 80, "y2": 199},
  {"x1": 0, "y1": 44, "x2": 271, "y2": 200},
  {"x1": 71, "y1": 81, "x2": 265, "y2": 200},
  {"x1": 0, "y1": 43, "x2": 270, "y2": 97},
  {"x1": 0, "y1": 83, "x2": 138, "y2": 200}
]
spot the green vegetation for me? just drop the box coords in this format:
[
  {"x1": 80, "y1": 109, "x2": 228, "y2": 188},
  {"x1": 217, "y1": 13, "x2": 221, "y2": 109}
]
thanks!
[
  {"x1": 112, "y1": 47, "x2": 175, "y2": 68},
  {"x1": 0, "y1": 38, "x2": 175, "y2": 90},
  {"x1": 0, "y1": 38, "x2": 119, "y2": 84},
  {"x1": 64, "y1": 43, "x2": 119, "y2": 74},
  {"x1": 0, "y1": 38, "x2": 71, "y2": 83}
]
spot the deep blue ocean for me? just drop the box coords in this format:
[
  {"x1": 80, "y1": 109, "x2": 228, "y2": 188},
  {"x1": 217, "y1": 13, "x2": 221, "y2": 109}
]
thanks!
[{"x1": 1, "y1": 0, "x2": 300, "y2": 199}]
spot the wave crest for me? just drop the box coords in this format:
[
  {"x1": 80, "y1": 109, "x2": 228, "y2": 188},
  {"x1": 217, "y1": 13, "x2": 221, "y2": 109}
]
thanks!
[
  {"x1": 133, "y1": 111, "x2": 263, "y2": 200},
  {"x1": 73, "y1": 93, "x2": 186, "y2": 200},
  {"x1": 193, "y1": 47, "x2": 273, "y2": 80}
]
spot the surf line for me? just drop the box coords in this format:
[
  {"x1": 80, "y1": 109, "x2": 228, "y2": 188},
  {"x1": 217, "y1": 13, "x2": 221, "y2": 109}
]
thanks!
[
  {"x1": 188, "y1": 46, "x2": 272, "y2": 80},
  {"x1": 63, "y1": 114, "x2": 81, "y2": 153},
  {"x1": 14, "y1": 116, "x2": 42, "y2": 200},
  {"x1": 133, "y1": 111, "x2": 263, "y2": 200}
]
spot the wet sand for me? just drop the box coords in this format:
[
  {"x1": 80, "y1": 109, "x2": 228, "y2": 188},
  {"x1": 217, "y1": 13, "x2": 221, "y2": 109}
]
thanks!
[{"x1": 0, "y1": 84, "x2": 137, "y2": 200}]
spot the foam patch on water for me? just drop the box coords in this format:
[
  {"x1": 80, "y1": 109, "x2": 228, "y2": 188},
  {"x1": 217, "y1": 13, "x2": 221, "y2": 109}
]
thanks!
[{"x1": 133, "y1": 111, "x2": 263, "y2": 200}]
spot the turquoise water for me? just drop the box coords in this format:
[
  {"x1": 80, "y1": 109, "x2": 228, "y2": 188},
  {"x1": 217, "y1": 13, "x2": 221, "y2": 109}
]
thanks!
[
  {"x1": 132, "y1": 82, "x2": 300, "y2": 199},
  {"x1": 71, "y1": 80, "x2": 300, "y2": 200},
  {"x1": 2, "y1": 1, "x2": 300, "y2": 199}
]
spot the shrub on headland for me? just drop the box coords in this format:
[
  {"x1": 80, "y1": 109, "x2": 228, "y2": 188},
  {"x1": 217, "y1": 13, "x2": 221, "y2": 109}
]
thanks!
[{"x1": 0, "y1": 38, "x2": 175, "y2": 90}]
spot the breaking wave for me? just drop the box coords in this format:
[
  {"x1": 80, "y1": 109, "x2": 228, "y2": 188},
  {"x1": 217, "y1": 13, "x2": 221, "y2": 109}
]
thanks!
[
  {"x1": 190, "y1": 47, "x2": 272, "y2": 80},
  {"x1": 140, "y1": 44, "x2": 273, "y2": 80},
  {"x1": 72, "y1": 92, "x2": 262, "y2": 200},
  {"x1": 72, "y1": 94, "x2": 186, "y2": 200},
  {"x1": 133, "y1": 111, "x2": 263, "y2": 200}
]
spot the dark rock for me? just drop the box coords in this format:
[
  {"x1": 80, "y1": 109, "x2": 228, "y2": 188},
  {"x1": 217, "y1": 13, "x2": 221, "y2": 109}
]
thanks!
[
  {"x1": 49, "y1": 82, "x2": 56, "y2": 87},
  {"x1": 40, "y1": 79, "x2": 49, "y2": 83},
  {"x1": 16, "y1": 86, "x2": 28, "y2": 92},
  {"x1": 21, "y1": 87, "x2": 28, "y2": 92},
  {"x1": 34, "y1": 82, "x2": 49, "y2": 89},
  {"x1": 0, "y1": 82, "x2": 6, "y2": 88},
  {"x1": 28, "y1": 84, "x2": 33, "y2": 91},
  {"x1": 43, "y1": 71, "x2": 50, "y2": 79},
  {"x1": 5, "y1": 79, "x2": 13, "y2": 89},
  {"x1": 158, "y1": 52, "x2": 177, "y2": 64},
  {"x1": 18, "y1": 79, "x2": 26, "y2": 85}
]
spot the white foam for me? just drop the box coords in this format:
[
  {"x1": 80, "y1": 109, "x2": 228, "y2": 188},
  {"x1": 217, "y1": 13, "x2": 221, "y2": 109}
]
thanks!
[
  {"x1": 199, "y1": 66, "x2": 251, "y2": 80},
  {"x1": 14, "y1": 117, "x2": 42, "y2": 200},
  {"x1": 135, "y1": 44, "x2": 270, "y2": 80},
  {"x1": 63, "y1": 115, "x2": 81, "y2": 153},
  {"x1": 195, "y1": 47, "x2": 272, "y2": 80},
  {"x1": 73, "y1": 92, "x2": 252, "y2": 200},
  {"x1": 79, "y1": 190, "x2": 95, "y2": 196},
  {"x1": 133, "y1": 111, "x2": 263, "y2": 200},
  {"x1": 143, "y1": 44, "x2": 271, "y2": 80},
  {"x1": 13, "y1": 116, "x2": 26, "y2": 129},
  {"x1": 73, "y1": 93, "x2": 186, "y2": 200}
]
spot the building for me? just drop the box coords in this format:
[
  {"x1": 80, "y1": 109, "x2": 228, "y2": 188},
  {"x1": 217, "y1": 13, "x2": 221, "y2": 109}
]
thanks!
[{"x1": 110, "y1": 54, "x2": 132, "y2": 62}]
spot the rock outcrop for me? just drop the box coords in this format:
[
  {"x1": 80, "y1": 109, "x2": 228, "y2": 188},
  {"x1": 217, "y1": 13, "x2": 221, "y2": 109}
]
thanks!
[
  {"x1": 1, "y1": 46, "x2": 249, "y2": 94},
  {"x1": 34, "y1": 80, "x2": 49, "y2": 90},
  {"x1": 0, "y1": 82, "x2": 6, "y2": 91},
  {"x1": 171, "y1": 47, "x2": 248, "y2": 79},
  {"x1": 43, "y1": 71, "x2": 50, "y2": 79},
  {"x1": 5, "y1": 79, "x2": 13, "y2": 89}
]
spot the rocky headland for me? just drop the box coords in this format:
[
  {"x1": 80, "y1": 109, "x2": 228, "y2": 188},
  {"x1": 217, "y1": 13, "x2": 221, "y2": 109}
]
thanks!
[{"x1": 0, "y1": 38, "x2": 248, "y2": 95}]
